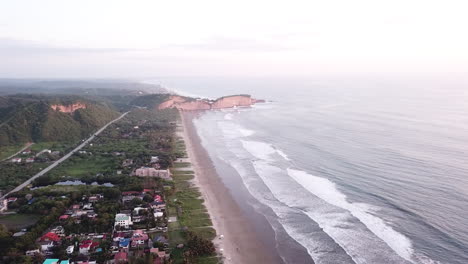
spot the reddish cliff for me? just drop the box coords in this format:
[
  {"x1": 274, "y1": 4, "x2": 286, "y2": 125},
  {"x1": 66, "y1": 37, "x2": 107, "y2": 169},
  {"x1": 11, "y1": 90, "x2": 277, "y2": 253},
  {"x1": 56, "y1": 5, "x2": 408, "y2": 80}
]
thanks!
[
  {"x1": 50, "y1": 102, "x2": 87, "y2": 113},
  {"x1": 158, "y1": 95, "x2": 260, "y2": 111},
  {"x1": 211, "y1": 95, "x2": 254, "y2": 109}
]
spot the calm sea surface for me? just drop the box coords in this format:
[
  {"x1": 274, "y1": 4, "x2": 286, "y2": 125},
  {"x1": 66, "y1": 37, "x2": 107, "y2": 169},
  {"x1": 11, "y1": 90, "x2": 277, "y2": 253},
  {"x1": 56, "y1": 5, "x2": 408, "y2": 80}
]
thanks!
[{"x1": 148, "y1": 76, "x2": 468, "y2": 264}]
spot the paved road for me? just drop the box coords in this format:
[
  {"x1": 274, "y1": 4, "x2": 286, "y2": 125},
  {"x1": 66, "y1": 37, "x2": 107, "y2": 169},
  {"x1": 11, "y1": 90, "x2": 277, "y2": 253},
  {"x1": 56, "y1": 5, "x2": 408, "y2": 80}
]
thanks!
[
  {"x1": 1, "y1": 142, "x2": 34, "y2": 162},
  {"x1": 1, "y1": 112, "x2": 129, "y2": 199}
]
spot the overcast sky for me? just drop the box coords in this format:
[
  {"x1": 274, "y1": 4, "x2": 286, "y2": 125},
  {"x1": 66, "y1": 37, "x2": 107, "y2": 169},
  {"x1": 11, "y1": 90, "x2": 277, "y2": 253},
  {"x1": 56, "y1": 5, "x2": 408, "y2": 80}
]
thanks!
[{"x1": 1, "y1": 0, "x2": 467, "y2": 78}]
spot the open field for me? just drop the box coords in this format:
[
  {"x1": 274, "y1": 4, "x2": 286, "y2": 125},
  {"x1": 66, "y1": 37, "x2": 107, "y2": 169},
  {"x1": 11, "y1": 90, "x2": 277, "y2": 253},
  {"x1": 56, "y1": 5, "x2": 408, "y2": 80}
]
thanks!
[
  {"x1": 167, "y1": 160, "x2": 219, "y2": 263},
  {"x1": 0, "y1": 213, "x2": 41, "y2": 230},
  {"x1": 0, "y1": 144, "x2": 26, "y2": 161}
]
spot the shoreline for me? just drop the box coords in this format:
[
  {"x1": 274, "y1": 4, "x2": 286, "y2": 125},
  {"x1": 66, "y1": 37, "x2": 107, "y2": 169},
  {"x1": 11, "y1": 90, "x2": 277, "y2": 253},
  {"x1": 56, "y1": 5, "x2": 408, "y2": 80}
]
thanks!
[{"x1": 179, "y1": 111, "x2": 277, "y2": 264}]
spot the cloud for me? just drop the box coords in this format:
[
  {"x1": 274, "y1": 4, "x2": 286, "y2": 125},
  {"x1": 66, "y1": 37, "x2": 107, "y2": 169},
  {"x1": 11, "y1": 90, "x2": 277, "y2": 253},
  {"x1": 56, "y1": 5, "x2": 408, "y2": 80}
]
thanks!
[
  {"x1": 164, "y1": 36, "x2": 291, "y2": 52},
  {"x1": 0, "y1": 38, "x2": 134, "y2": 55}
]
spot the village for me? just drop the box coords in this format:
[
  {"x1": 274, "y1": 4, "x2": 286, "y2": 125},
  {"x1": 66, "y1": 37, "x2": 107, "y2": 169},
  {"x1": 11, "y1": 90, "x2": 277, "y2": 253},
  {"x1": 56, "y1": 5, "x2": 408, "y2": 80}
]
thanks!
[{"x1": 0, "y1": 109, "x2": 217, "y2": 264}]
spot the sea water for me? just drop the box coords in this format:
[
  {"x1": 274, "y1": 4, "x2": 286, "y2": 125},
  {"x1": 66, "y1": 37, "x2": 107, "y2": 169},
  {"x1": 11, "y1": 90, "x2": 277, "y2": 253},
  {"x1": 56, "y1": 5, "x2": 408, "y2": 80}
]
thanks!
[{"x1": 148, "y1": 75, "x2": 468, "y2": 264}]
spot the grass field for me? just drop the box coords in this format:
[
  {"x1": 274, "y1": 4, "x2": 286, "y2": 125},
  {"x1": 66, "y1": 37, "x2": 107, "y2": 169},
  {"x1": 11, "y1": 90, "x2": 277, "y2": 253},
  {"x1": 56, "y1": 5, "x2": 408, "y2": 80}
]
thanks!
[
  {"x1": 0, "y1": 144, "x2": 24, "y2": 160},
  {"x1": 168, "y1": 160, "x2": 220, "y2": 264},
  {"x1": 55, "y1": 155, "x2": 115, "y2": 177},
  {"x1": 0, "y1": 213, "x2": 41, "y2": 230}
]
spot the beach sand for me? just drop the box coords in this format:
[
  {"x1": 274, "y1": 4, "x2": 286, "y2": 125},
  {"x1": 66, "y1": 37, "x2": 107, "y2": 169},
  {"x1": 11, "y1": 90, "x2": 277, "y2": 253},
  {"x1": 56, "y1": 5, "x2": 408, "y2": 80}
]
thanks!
[{"x1": 179, "y1": 111, "x2": 277, "y2": 264}]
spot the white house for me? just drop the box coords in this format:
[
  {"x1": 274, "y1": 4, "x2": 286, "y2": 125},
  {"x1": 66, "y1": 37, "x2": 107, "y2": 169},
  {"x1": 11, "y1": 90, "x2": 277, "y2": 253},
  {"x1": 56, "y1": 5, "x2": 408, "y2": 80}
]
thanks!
[
  {"x1": 66, "y1": 245, "x2": 74, "y2": 254},
  {"x1": 115, "y1": 213, "x2": 132, "y2": 228}
]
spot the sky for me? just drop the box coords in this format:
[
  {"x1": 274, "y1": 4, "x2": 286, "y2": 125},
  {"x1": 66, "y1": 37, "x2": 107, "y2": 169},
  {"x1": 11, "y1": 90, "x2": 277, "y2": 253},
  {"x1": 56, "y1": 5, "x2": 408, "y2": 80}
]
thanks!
[{"x1": 0, "y1": 0, "x2": 467, "y2": 78}]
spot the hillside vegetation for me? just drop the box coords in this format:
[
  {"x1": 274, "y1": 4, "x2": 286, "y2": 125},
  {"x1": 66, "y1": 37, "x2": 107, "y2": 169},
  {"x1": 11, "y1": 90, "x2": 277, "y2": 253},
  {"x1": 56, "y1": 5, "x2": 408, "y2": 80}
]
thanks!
[{"x1": 0, "y1": 95, "x2": 120, "y2": 146}]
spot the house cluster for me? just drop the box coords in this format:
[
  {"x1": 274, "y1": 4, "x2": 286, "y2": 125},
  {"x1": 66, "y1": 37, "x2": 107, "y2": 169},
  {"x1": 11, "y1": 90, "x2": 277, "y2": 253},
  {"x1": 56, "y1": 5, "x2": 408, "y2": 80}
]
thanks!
[
  {"x1": 59, "y1": 195, "x2": 103, "y2": 223},
  {"x1": 111, "y1": 229, "x2": 170, "y2": 263},
  {"x1": 119, "y1": 190, "x2": 166, "y2": 225},
  {"x1": 110, "y1": 189, "x2": 169, "y2": 263},
  {"x1": 10, "y1": 148, "x2": 61, "y2": 164}
]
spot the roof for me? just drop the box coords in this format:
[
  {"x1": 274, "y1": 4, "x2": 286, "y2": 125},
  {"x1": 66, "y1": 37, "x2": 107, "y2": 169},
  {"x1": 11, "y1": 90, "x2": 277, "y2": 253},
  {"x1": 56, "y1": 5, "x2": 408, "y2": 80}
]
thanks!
[
  {"x1": 115, "y1": 214, "x2": 130, "y2": 221},
  {"x1": 59, "y1": 215, "x2": 70, "y2": 220},
  {"x1": 60, "y1": 261, "x2": 70, "y2": 264},
  {"x1": 119, "y1": 238, "x2": 130, "y2": 247},
  {"x1": 114, "y1": 251, "x2": 128, "y2": 261},
  {"x1": 40, "y1": 232, "x2": 61, "y2": 242},
  {"x1": 43, "y1": 259, "x2": 59, "y2": 264}
]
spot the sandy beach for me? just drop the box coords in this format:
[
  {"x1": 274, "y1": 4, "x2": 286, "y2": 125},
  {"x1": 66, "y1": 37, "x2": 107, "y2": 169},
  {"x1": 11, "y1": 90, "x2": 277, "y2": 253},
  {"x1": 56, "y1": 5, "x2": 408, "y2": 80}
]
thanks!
[{"x1": 178, "y1": 111, "x2": 277, "y2": 264}]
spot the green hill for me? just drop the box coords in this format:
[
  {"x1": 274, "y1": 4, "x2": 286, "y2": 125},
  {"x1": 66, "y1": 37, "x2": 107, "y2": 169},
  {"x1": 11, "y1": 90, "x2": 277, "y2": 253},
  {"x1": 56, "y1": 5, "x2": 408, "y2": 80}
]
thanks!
[{"x1": 0, "y1": 95, "x2": 120, "y2": 146}]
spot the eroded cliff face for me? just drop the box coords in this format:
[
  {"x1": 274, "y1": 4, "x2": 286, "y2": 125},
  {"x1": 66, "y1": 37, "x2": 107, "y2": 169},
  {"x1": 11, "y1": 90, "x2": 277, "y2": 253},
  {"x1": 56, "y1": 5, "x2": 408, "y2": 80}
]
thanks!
[
  {"x1": 158, "y1": 95, "x2": 260, "y2": 111},
  {"x1": 211, "y1": 95, "x2": 254, "y2": 109},
  {"x1": 50, "y1": 102, "x2": 87, "y2": 113}
]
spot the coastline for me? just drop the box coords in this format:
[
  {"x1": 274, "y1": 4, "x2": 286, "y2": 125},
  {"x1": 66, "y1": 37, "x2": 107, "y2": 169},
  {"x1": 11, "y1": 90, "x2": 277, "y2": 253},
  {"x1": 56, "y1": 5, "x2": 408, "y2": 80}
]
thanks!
[{"x1": 179, "y1": 111, "x2": 277, "y2": 264}]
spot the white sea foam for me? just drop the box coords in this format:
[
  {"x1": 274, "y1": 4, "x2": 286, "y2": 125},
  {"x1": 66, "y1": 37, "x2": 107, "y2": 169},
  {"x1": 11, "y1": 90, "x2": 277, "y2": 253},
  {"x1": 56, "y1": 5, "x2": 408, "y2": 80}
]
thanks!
[
  {"x1": 241, "y1": 140, "x2": 291, "y2": 161},
  {"x1": 287, "y1": 168, "x2": 415, "y2": 262},
  {"x1": 239, "y1": 128, "x2": 255, "y2": 137},
  {"x1": 276, "y1": 149, "x2": 291, "y2": 161},
  {"x1": 224, "y1": 113, "x2": 234, "y2": 120},
  {"x1": 240, "y1": 140, "x2": 277, "y2": 160}
]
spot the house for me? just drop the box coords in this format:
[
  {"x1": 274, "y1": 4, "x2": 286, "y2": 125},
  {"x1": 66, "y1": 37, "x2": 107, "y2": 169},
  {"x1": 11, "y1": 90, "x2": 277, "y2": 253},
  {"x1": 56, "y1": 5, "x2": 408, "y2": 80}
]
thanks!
[
  {"x1": 150, "y1": 248, "x2": 170, "y2": 259},
  {"x1": 66, "y1": 245, "x2": 74, "y2": 254},
  {"x1": 113, "y1": 232, "x2": 126, "y2": 242},
  {"x1": 13, "y1": 231, "x2": 26, "y2": 237},
  {"x1": 22, "y1": 149, "x2": 31, "y2": 155},
  {"x1": 51, "y1": 226, "x2": 65, "y2": 235},
  {"x1": 154, "y1": 212, "x2": 164, "y2": 218},
  {"x1": 114, "y1": 251, "x2": 128, "y2": 263},
  {"x1": 42, "y1": 259, "x2": 59, "y2": 264},
  {"x1": 83, "y1": 203, "x2": 93, "y2": 210},
  {"x1": 119, "y1": 238, "x2": 130, "y2": 249},
  {"x1": 10, "y1": 157, "x2": 22, "y2": 163},
  {"x1": 59, "y1": 215, "x2": 70, "y2": 221},
  {"x1": 39, "y1": 232, "x2": 61, "y2": 252},
  {"x1": 79, "y1": 240, "x2": 99, "y2": 255},
  {"x1": 133, "y1": 207, "x2": 147, "y2": 215},
  {"x1": 0, "y1": 199, "x2": 7, "y2": 212},
  {"x1": 40, "y1": 232, "x2": 61, "y2": 242},
  {"x1": 26, "y1": 157, "x2": 35, "y2": 163},
  {"x1": 88, "y1": 195, "x2": 102, "y2": 203},
  {"x1": 25, "y1": 249, "x2": 40, "y2": 256},
  {"x1": 150, "y1": 156, "x2": 159, "y2": 163},
  {"x1": 131, "y1": 230, "x2": 148, "y2": 247},
  {"x1": 134, "y1": 167, "x2": 172, "y2": 180},
  {"x1": 122, "y1": 159, "x2": 133, "y2": 167},
  {"x1": 115, "y1": 214, "x2": 132, "y2": 228},
  {"x1": 7, "y1": 197, "x2": 17, "y2": 203}
]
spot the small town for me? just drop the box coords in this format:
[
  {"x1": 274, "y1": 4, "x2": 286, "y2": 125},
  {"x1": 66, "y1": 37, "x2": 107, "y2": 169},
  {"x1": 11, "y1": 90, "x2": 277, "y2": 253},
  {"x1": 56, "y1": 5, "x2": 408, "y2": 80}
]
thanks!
[{"x1": 0, "y1": 108, "x2": 217, "y2": 264}]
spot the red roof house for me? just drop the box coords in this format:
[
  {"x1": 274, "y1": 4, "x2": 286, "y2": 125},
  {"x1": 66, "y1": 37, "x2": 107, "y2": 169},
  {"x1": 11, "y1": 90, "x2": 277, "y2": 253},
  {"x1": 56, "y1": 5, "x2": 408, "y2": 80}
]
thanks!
[
  {"x1": 114, "y1": 252, "x2": 128, "y2": 263},
  {"x1": 40, "y1": 232, "x2": 61, "y2": 242}
]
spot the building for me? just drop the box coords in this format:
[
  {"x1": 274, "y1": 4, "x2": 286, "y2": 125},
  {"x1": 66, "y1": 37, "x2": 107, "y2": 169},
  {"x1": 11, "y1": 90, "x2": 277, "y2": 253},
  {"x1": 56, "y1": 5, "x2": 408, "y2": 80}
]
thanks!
[
  {"x1": 7, "y1": 197, "x2": 17, "y2": 203},
  {"x1": 131, "y1": 230, "x2": 148, "y2": 247},
  {"x1": 10, "y1": 157, "x2": 21, "y2": 163},
  {"x1": 134, "y1": 167, "x2": 172, "y2": 180},
  {"x1": 25, "y1": 249, "x2": 40, "y2": 256},
  {"x1": 114, "y1": 252, "x2": 128, "y2": 264},
  {"x1": 25, "y1": 157, "x2": 35, "y2": 163},
  {"x1": 150, "y1": 156, "x2": 159, "y2": 163},
  {"x1": 66, "y1": 245, "x2": 74, "y2": 254},
  {"x1": 42, "y1": 259, "x2": 59, "y2": 264},
  {"x1": 39, "y1": 232, "x2": 61, "y2": 253},
  {"x1": 115, "y1": 214, "x2": 132, "y2": 228}
]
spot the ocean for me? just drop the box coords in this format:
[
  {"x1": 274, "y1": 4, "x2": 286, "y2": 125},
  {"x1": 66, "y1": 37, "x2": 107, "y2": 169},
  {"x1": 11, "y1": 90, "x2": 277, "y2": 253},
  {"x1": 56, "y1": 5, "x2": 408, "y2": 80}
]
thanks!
[{"x1": 147, "y1": 76, "x2": 468, "y2": 264}]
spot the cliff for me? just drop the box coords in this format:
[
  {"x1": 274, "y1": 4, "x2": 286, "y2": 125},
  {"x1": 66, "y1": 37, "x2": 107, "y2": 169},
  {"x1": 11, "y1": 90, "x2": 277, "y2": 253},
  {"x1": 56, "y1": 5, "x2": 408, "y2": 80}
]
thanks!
[
  {"x1": 158, "y1": 95, "x2": 260, "y2": 111},
  {"x1": 50, "y1": 102, "x2": 87, "y2": 113}
]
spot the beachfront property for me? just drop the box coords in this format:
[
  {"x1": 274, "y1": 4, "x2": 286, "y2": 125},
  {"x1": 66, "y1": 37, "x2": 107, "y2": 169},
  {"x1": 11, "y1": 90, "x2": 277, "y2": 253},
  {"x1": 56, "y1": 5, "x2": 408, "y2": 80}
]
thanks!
[{"x1": 134, "y1": 167, "x2": 172, "y2": 180}]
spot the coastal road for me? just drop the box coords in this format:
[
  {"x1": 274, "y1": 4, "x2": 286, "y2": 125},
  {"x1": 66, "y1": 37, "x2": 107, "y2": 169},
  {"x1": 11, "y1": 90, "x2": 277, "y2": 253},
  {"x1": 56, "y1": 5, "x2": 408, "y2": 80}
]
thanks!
[{"x1": 1, "y1": 112, "x2": 129, "y2": 199}]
